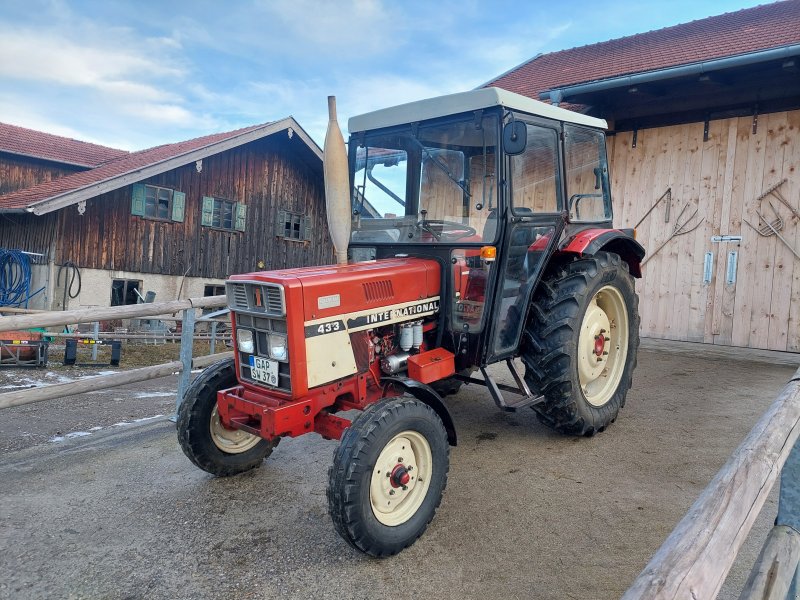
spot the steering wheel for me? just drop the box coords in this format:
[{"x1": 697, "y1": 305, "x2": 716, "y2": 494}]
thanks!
[{"x1": 417, "y1": 219, "x2": 478, "y2": 241}]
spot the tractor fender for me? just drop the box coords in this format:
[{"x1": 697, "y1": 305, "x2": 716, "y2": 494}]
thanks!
[
  {"x1": 559, "y1": 228, "x2": 646, "y2": 278},
  {"x1": 382, "y1": 376, "x2": 458, "y2": 446}
]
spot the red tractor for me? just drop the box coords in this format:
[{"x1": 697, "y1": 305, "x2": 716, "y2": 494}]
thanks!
[{"x1": 177, "y1": 88, "x2": 644, "y2": 557}]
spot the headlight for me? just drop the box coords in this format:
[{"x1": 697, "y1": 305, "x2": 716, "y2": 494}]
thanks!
[
  {"x1": 268, "y1": 333, "x2": 288, "y2": 361},
  {"x1": 236, "y1": 329, "x2": 254, "y2": 354}
]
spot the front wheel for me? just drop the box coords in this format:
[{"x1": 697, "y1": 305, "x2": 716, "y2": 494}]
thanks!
[
  {"x1": 327, "y1": 397, "x2": 449, "y2": 557},
  {"x1": 177, "y1": 358, "x2": 277, "y2": 476},
  {"x1": 522, "y1": 251, "x2": 640, "y2": 436}
]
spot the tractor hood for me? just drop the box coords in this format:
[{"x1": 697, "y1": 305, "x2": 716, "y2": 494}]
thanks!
[{"x1": 228, "y1": 258, "x2": 441, "y2": 322}]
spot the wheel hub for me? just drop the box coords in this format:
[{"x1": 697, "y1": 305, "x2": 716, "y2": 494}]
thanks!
[
  {"x1": 576, "y1": 286, "x2": 630, "y2": 408},
  {"x1": 369, "y1": 431, "x2": 432, "y2": 526},
  {"x1": 209, "y1": 404, "x2": 261, "y2": 454},
  {"x1": 390, "y1": 464, "x2": 411, "y2": 488}
]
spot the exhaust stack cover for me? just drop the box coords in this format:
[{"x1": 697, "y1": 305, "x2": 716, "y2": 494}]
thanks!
[{"x1": 323, "y1": 96, "x2": 351, "y2": 265}]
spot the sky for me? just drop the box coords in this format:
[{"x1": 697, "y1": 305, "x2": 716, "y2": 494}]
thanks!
[{"x1": 0, "y1": 0, "x2": 770, "y2": 151}]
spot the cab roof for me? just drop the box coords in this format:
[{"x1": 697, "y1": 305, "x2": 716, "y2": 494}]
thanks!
[{"x1": 348, "y1": 87, "x2": 607, "y2": 133}]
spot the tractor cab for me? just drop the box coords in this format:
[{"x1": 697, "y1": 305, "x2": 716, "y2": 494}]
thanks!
[{"x1": 346, "y1": 88, "x2": 633, "y2": 373}]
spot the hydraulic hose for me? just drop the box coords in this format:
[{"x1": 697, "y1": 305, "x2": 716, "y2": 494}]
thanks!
[{"x1": 57, "y1": 261, "x2": 82, "y2": 311}]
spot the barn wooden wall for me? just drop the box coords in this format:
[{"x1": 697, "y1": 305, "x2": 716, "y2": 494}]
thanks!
[
  {"x1": 0, "y1": 154, "x2": 81, "y2": 196},
  {"x1": 609, "y1": 109, "x2": 800, "y2": 352},
  {"x1": 54, "y1": 136, "x2": 331, "y2": 279}
]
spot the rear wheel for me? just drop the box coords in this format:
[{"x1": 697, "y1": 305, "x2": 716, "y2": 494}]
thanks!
[
  {"x1": 521, "y1": 251, "x2": 639, "y2": 436},
  {"x1": 327, "y1": 397, "x2": 449, "y2": 557},
  {"x1": 177, "y1": 358, "x2": 277, "y2": 476}
]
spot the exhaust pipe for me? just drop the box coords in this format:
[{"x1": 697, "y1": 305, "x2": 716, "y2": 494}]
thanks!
[{"x1": 323, "y1": 96, "x2": 351, "y2": 265}]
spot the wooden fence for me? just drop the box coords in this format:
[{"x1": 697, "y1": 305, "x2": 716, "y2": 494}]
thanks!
[
  {"x1": 623, "y1": 367, "x2": 800, "y2": 599},
  {"x1": 0, "y1": 295, "x2": 230, "y2": 411}
]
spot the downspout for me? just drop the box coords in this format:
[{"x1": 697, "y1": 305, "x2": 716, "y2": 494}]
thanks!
[{"x1": 540, "y1": 44, "x2": 800, "y2": 103}]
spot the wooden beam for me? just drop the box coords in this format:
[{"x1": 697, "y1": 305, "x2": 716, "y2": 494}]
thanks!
[
  {"x1": 623, "y1": 368, "x2": 800, "y2": 599},
  {"x1": 0, "y1": 361, "x2": 183, "y2": 410},
  {"x1": 0, "y1": 296, "x2": 226, "y2": 333},
  {"x1": 739, "y1": 525, "x2": 800, "y2": 600}
]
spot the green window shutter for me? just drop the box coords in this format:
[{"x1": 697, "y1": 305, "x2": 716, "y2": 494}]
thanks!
[
  {"x1": 131, "y1": 183, "x2": 145, "y2": 216},
  {"x1": 275, "y1": 209, "x2": 286, "y2": 237},
  {"x1": 235, "y1": 203, "x2": 247, "y2": 232},
  {"x1": 171, "y1": 191, "x2": 186, "y2": 222},
  {"x1": 303, "y1": 216, "x2": 312, "y2": 241},
  {"x1": 201, "y1": 196, "x2": 214, "y2": 227}
]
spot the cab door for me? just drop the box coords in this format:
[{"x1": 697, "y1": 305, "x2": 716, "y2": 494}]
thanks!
[{"x1": 486, "y1": 121, "x2": 564, "y2": 362}]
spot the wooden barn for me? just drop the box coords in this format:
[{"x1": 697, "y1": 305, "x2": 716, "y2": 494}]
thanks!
[
  {"x1": 487, "y1": 0, "x2": 800, "y2": 352},
  {"x1": 0, "y1": 119, "x2": 330, "y2": 311}
]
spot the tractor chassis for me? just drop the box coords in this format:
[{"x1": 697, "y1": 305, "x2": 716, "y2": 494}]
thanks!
[{"x1": 216, "y1": 373, "x2": 401, "y2": 443}]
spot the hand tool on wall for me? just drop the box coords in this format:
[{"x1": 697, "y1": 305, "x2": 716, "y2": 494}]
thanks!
[
  {"x1": 641, "y1": 203, "x2": 704, "y2": 265},
  {"x1": 634, "y1": 187, "x2": 672, "y2": 229},
  {"x1": 743, "y1": 202, "x2": 800, "y2": 261},
  {"x1": 758, "y1": 179, "x2": 799, "y2": 221}
]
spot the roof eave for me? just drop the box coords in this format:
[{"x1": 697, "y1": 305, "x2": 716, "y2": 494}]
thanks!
[
  {"x1": 0, "y1": 149, "x2": 99, "y2": 169},
  {"x1": 26, "y1": 118, "x2": 322, "y2": 216},
  {"x1": 540, "y1": 43, "x2": 800, "y2": 104}
]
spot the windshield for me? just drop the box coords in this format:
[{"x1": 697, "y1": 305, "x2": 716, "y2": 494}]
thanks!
[{"x1": 350, "y1": 114, "x2": 499, "y2": 244}]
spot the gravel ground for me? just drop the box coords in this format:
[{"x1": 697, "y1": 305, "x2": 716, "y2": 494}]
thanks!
[{"x1": 0, "y1": 347, "x2": 797, "y2": 599}]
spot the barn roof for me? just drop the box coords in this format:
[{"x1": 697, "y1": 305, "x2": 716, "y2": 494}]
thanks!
[
  {"x1": 486, "y1": 0, "x2": 800, "y2": 102},
  {"x1": 0, "y1": 122, "x2": 129, "y2": 168},
  {"x1": 0, "y1": 118, "x2": 322, "y2": 214}
]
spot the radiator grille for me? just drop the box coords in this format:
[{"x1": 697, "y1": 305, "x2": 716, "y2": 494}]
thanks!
[
  {"x1": 265, "y1": 286, "x2": 283, "y2": 314},
  {"x1": 225, "y1": 281, "x2": 285, "y2": 316},
  {"x1": 363, "y1": 279, "x2": 394, "y2": 302}
]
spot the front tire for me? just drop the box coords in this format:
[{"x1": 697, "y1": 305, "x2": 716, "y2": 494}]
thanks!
[
  {"x1": 177, "y1": 358, "x2": 277, "y2": 476},
  {"x1": 522, "y1": 251, "x2": 640, "y2": 436},
  {"x1": 327, "y1": 397, "x2": 449, "y2": 557}
]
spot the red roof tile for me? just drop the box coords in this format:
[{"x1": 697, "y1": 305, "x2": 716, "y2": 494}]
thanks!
[
  {"x1": 0, "y1": 122, "x2": 275, "y2": 211},
  {"x1": 0, "y1": 122, "x2": 128, "y2": 167},
  {"x1": 487, "y1": 1, "x2": 800, "y2": 99}
]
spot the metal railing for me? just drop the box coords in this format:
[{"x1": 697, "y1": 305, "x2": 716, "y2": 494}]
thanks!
[
  {"x1": 623, "y1": 368, "x2": 800, "y2": 599},
  {"x1": 0, "y1": 295, "x2": 230, "y2": 411}
]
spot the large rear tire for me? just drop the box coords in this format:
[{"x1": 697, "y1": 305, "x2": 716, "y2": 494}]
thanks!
[
  {"x1": 177, "y1": 358, "x2": 277, "y2": 476},
  {"x1": 327, "y1": 397, "x2": 449, "y2": 557},
  {"x1": 521, "y1": 251, "x2": 639, "y2": 436}
]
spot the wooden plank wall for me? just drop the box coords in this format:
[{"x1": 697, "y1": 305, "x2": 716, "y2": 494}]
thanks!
[
  {"x1": 0, "y1": 212, "x2": 57, "y2": 256},
  {"x1": 609, "y1": 108, "x2": 800, "y2": 351},
  {"x1": 0, "y1": 154, "x2": 81, "y2": 196},
  {"x1": 54, "y1": 136, "x2": 331, "y2": 279}
]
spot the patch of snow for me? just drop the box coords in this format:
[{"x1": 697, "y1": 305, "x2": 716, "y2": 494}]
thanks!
[
  {"x1": 134, "y1": 392, "x2": 174, "y2": 399},
  {"x1": 49, "y1": 431, "x2": 92, "y2": 443},
  {"x1": 131, "y1": 414, "x2": 164, "y2": 423},
  {"x1": 47, "y1": 414, "x2": 164, "y2": 443}
]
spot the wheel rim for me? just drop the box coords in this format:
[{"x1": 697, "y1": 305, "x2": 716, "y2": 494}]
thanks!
[
  {"x1": 577, "y1": 285, "x2": 629, "y2": 407},
  {"x1": 369, "y1": 430, "x2": 433, "y2": 526},
  {"x1": 209, "y1": 404, "x2": 261, "y2": 454}
]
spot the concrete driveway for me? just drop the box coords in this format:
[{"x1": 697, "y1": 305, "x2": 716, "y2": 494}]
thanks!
[{"x1": 0, "y1": 345, "x2": 797, "y2": 599}]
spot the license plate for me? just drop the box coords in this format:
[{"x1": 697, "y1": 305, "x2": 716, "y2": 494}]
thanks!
[{"x1": 249, "y1": 355, "x2": 279, "y2": 386}]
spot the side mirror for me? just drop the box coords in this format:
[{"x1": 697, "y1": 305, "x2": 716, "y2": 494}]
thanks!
[{"x1": 503, "y1": 121, "x2": 527, "y2": 155}]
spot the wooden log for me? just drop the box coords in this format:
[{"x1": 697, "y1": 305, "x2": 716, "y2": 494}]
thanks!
[
  {"x1": 193, "y1": 351, "x2": 234, "y2": 369},
  {"x1": 0, "y1": 296, "x2": 227, "y2": 333},
  {"x1": 623, "y1": 368, "x2": 800, "y2": 599},
  {"x1": 739, "y1": 525, "x2": 800, "y2": 600},
  {"x1": 0, "y1": 361, "x2": 183, "y2": 410}
]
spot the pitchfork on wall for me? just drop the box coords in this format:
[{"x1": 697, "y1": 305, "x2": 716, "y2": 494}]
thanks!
[
  {"x1": 641, "y1": 203, "x2": 704, "y2": 266},
  {"x1": 742, "y1": 179, "x2": 800, "y2": 261}
]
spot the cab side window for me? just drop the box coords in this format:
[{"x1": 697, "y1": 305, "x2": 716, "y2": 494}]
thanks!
[
  {"x1": 564, "y1": 125, "x2": 612, "y2": 222},
  {"x1": 509, "y1": 124, "x2": 560, "y2": 214}
]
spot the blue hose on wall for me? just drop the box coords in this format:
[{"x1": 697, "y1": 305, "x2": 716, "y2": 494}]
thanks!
[{"x1": 0, "y1": 248, "x2": 45, "y2": 308}]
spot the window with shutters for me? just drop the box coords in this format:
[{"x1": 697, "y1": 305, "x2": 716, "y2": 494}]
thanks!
[
  {"x1": 131, "y1": 183, "x2": 185, "y2": 222},
  {"x1": 201, "y1": 196, "x2": 246, "y2": 232},
  {"x1": 275, "y1": 209, "x2": 311, "y2": 241}
]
